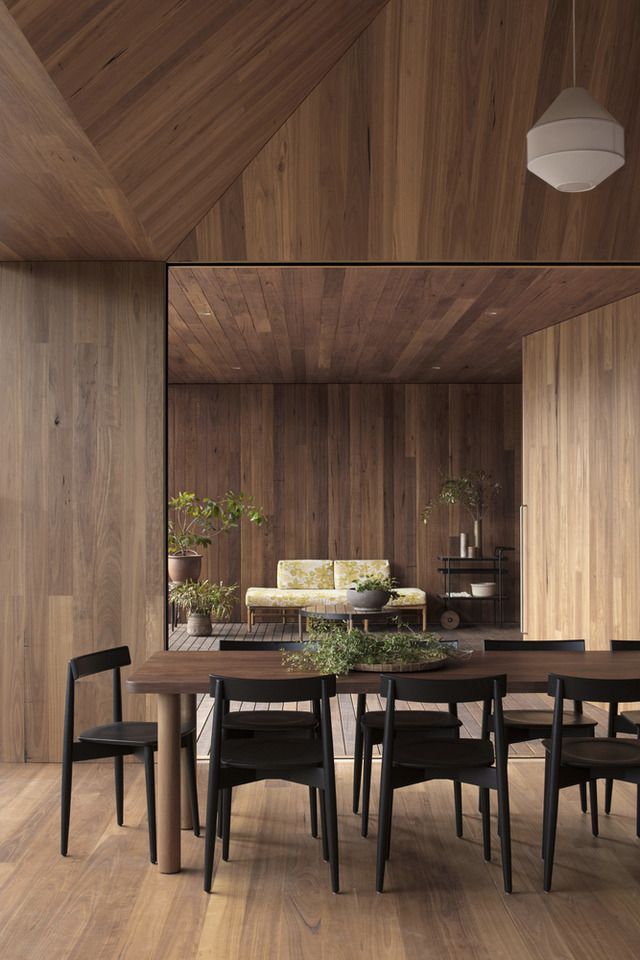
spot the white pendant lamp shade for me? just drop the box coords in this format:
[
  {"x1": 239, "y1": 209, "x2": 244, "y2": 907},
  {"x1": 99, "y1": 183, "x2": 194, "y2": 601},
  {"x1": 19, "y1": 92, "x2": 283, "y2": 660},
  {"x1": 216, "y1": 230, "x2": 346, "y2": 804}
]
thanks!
[{"x1": 527, "y1": 86, "x2": 624, "y2": 192}]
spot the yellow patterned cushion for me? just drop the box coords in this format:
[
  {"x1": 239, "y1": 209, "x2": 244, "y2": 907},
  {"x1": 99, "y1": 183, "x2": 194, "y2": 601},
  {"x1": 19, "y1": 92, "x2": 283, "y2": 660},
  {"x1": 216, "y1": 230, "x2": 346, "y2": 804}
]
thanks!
[
  {"x1": 246, "y1": 588, "x2": 341, "y2": 607},
  {"x1": 333, "y1": 559, "x2": 391, "y2": 589},
  {"x1": 388, "y1": 588, "x2": 427, "y2": 606},
  {"x1": 277, "y1": 559, "x2": 335, "y2": 589}
]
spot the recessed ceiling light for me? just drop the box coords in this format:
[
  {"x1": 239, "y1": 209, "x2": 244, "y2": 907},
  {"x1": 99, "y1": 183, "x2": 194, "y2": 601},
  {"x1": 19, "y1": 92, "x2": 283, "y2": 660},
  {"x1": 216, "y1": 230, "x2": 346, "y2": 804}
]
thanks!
[
  {"x1": 231, "y1": 366, "x2": 241, "y2": 370},
  {"x1": 431, "y1": 365, "x2": 441, "y2": 370},
  {"x1": 486, "y1": 310, "x2": 498, "y2": 316},
  {"x1": 199, "y1": 310, "x2": 212, "y2": 316}
]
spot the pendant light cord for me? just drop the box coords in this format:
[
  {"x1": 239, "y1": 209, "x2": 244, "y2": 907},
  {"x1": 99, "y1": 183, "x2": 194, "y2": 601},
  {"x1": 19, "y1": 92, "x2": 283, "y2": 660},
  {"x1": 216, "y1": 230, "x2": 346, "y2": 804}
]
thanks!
[{"x1": 572, "y1": 0, "x2": 576, "y2": 86}]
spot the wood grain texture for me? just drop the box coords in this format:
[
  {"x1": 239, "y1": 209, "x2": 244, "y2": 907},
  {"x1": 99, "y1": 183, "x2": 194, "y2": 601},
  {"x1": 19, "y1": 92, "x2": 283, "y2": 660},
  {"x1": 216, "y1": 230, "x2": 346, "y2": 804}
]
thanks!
[
  {"x1": 7, "y1": 0, "x2": 389, "y2": 258},
  {"x1": 0, "y1": 263, "x2": 165, "y2": 762},
  {"x1": 0, "y1": 3, "x2": 154, "y2": 260},
  {"x1": 168, "y1": 265, "x2": 640, "y2": 384},
  {"x1": 5, "y1": 760, "x2": 640, "y2": 960},
  {"x1": 169, "y1": 383, "x2": 521, "y2": 623},
  {"x1": 522, "y1": 291, "x2": 640, "y2": 650},
  {"x1": 173, "y1": 0, "x2": 640, "y2": 263}
]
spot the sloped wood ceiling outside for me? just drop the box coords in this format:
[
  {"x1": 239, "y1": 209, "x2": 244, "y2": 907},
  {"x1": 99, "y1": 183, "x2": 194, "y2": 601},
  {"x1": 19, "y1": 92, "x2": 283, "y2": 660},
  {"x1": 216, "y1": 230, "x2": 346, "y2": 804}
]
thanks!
[
  {"x1": 0, "y1": 4, "x2": 154, "y2": 259},
  {"x1": 168, "y1": 265, "x2": 640, "y2": 383},
  {"x1": 172, "y1": 0, "x2": 640, "y2": 262},
  {"x1": 7, "y1": 0, "x2": 389, "y2": 259}
]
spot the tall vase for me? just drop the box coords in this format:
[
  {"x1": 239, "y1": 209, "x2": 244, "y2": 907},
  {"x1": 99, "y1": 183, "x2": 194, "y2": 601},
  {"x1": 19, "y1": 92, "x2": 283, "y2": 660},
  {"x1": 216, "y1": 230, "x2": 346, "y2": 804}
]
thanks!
[{"x1": 473, "y1": 519, "x2": 483, "y2": 556}]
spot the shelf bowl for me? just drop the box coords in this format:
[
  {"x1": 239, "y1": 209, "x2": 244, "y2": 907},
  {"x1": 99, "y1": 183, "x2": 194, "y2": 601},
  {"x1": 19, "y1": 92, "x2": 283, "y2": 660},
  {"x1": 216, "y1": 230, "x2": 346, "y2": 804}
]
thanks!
[{"x1": 470, "y1": 582, "x2": 497, "y2": 598}]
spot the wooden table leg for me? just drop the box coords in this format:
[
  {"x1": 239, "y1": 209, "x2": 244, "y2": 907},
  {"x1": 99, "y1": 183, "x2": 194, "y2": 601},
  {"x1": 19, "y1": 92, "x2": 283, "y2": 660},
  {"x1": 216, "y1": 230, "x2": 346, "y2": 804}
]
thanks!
[
  {"x1": 158, "y1": 693, "x2": 181, "y2": 873},
  {"x1": 180, "y1": 693, "x2": 197, "y2": 830}
]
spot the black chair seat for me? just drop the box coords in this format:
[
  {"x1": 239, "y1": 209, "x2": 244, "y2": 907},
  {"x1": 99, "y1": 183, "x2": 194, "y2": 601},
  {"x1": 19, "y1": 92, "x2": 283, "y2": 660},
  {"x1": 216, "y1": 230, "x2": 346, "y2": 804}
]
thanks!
[
  {"x1": 222, "y1": 709, "x2": 316, "y2": 731},
  {"x1": 220, "y1": 737, "x2": 324, "y2": 770},
  {"x1": 393, "y1": 738, "x2": 494, "y2": 769},
  {"x1": 79, "y1": 720, "x2": 195, "y2": 747},
  {"x1": 542, "y1": 737, "x2": 640, "y2": 767},
  {"x1": 361, "y1": 709, "x2": 461, "y2": 731},
  {"x1": 620, "y1": 710, "x2": 640, "y2": 729},
  {"x1": 501, "y1": 709, "x2": 597, "y2": 730}
]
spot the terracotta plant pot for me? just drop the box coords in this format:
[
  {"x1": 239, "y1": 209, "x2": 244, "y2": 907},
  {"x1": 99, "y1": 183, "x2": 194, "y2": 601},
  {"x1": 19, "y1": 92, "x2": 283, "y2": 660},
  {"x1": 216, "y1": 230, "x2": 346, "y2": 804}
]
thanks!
[
  {"x1": 168, "y1": 552, "x2": 202, "y2": 584},
  {"x1": 346, "y1": 588, "x2": 391, "y2": 612},
  {"x1": 186, "y1": 612, "x2": 212, "y2": 636}
]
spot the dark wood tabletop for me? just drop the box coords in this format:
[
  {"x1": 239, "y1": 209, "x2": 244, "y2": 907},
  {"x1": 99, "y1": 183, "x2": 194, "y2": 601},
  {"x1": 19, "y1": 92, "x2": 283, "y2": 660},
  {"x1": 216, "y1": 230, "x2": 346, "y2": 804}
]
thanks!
[{"x1": 126, "y1": 649, "x2": 640, "y2": 696}]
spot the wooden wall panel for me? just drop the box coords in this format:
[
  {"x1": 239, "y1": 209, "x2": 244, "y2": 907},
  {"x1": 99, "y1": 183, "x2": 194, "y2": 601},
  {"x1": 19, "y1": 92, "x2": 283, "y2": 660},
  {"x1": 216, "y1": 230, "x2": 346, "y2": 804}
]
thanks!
[
  {"x1": 522, "y1": 293, "x2": 640, "y2": 648},
  {"x1": 169, "y1": 383, "x2": 521, "y2": 623},
  {"x1": 0, "y1": 263, "x2": 165, "y2": 762},
  {"x1": 172, "y1": 0, "x2": 640, "y2": 263}
]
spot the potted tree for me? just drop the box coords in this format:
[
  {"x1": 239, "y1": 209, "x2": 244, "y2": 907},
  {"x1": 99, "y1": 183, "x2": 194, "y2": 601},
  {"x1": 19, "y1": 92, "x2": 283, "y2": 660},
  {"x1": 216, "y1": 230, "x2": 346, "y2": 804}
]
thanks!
[
  {"x1": 168, "y1": 490, "x2": 266, "y2": 583},
  {"x1": 421, "y1": 470, "x2": 501, "y2": 554},
  {"x1": 169, "y1": 580, "x2": 238, "y2": 636}
]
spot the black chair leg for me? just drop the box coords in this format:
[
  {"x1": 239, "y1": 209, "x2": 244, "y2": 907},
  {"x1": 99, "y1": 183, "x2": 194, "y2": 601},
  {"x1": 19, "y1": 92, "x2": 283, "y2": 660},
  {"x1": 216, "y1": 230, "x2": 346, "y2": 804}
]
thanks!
[
  {"x1": 352, "y1": 694, "x2": 366, "y2": 813},
  {"x1": 376, "y1": 780, "x2": 392, "y2": 893},
  {"x1": 319, "y1": 789, "x2": 329, "y2": 862},
  {"x1": 221, "y1": 788, "x2": 231, "y2": 861},
  {"x1": 454, "y1": 780, "x2": 463, "y2": 838},
  {"x1": 361, "y1": 731, "x2": 373, "y2": 838},
  {"x1": 324, "y1": 776, "x2": 340, "y2": 894},
  {"x1": 204, "y1": 760, "x2": 221, "y2": 892},
  {"x1": 143, "y1": 746, "x2": 157, "y2": 865},
  {"x1": 185, "y1": 737, "x2": 200, "y2": 837},
  {"x1": 385, "y1": 789, "x2": 394, "y2": 861},
  {"x1": 496, "y1": 764, "x2": 512, "y2": 894},
  {"x1": 579, "y1": 782, "x2": 588, "y2": 813},
  {"x1": 114, "y1": 755, "x2": 124, "y2": 826},
  {"x1": 60, "y1": 753, "x2": 73, "y2": 856},
  {"x1": 636, "y1": 784, "x2": 640, "y2": 839},
  {"x1": 480, "y1": 787, "x2": 491, "y2": 861},
  {"x1": 589, "y1": 780, "x2": 599, "y2": 837},
  {"x1": 605, "y1": 779, "x2": 613, "y2": 815},
  {"x1": 309, "y1": 787, "x2": 318, "y2": 838},
  {"x1": 543, "y1": 771, "x2": 560, "y2": 892}
]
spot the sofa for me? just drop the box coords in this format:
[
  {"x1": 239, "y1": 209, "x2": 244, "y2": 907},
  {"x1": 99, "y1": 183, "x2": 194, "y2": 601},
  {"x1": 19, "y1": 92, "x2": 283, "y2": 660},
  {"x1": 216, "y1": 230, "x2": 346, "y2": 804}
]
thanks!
[{"x1": 245, "y1": 559, "x2": 427, "y2": 632}]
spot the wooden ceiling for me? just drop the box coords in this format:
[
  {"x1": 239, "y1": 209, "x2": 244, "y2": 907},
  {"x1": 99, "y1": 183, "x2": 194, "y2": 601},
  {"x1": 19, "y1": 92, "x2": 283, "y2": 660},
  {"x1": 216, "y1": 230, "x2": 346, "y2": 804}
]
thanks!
[
  {"x1": 168, "y1": 265, "x2": 640, "y2": 383},
  {"x1": 1, "y1": 1, "x2": 640, "y2": 260},
  {"x1": 1, "y1": 0, "x2": 387, "y2": 258}
]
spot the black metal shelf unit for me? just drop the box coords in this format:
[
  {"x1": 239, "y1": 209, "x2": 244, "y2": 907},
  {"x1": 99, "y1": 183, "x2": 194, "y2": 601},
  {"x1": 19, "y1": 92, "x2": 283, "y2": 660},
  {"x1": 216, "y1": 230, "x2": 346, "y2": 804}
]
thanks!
[{"x1": 437, "y1": 547, "x2": 513, "y2": 627}]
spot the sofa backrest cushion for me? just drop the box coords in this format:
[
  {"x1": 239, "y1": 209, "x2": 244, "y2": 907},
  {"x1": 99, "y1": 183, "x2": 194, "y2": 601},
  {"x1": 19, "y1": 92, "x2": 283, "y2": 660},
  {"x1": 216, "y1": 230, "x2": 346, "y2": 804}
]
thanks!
[
  {"x1": 333, "y1": 559, "x2": 391, "y2": 589},
  {"x1": 277, "y1": 559, "x2": 335, "y2": 589}
]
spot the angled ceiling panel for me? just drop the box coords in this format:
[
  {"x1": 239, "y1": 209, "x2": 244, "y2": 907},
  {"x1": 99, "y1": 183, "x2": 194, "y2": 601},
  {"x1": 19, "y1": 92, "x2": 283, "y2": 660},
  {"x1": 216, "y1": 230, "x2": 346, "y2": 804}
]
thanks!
[
  {"x1": 0, "y1": 3, "x2": 153, "y2": 259},
  {"x1": 172, "y1": 0, "x2": 640, "y2": 262},
  {"x1": 7, "y1": 0, "x2": 390, "y2": 257}
]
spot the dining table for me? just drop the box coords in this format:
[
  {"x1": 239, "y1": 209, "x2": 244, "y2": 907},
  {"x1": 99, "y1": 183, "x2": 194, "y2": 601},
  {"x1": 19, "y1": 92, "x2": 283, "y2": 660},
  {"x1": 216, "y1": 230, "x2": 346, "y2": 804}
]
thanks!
[{"x1": 126, "y1": 647, "x2": 640, "y2": 873}]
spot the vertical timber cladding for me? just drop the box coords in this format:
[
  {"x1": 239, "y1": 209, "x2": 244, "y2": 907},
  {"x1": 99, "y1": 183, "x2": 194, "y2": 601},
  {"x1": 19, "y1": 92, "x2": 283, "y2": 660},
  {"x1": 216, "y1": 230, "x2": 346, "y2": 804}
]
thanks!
[
  {"x1": 522, "y1": 293, "x2": 640, "y2": 648},
  {"x1": 168, "y1": 383, "x2": 521, "y2": 623},
  {"x1": 0, "y1": 262, "x2": 165, "y2": 762}
]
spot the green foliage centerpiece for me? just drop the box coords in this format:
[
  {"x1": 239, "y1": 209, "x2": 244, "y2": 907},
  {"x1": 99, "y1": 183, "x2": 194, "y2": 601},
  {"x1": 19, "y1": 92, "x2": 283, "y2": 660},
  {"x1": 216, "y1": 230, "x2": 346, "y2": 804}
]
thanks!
[{"x1": 283, "y1": 620, "x2": 454, "y2": 675}]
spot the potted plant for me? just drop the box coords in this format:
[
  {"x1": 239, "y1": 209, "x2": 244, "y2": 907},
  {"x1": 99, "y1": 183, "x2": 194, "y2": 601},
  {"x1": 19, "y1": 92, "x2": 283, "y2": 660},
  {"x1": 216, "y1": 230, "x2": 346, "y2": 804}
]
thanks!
[
  {"x1": 169, "y1": 579, "x2": 238, "y2": 636},
  {"x1": 420, "y1": 470, "x2": 501, "y2": 554},
  {"x1": 283, "y1": 622, "x2": 453, "y2": 675},
  {"x1": 345, "y1": 574, "x2": 399, "y2": 612},
  {"x1": 168, "y1": 490, "x2": 266, "y2": 583}
]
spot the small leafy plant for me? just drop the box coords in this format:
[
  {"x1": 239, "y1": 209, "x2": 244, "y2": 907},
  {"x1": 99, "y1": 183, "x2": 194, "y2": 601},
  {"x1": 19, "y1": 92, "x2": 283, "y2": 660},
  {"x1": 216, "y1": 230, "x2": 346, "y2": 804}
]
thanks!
[
  {"x1": 421, "y1": 471, "x2": 501, "y2": 524},
  {"x1": 168, "y1": 490, "x2": 266, "y2": 555},
  {"x1": 169, "y1": 579, "x2": 237, "y2": 620},
  {"x1": 350, "y1": 575, "x2": 399, "y2": 599},
  {"x1": 283, "y1": 621, "x2": 452, "y2": 676}
]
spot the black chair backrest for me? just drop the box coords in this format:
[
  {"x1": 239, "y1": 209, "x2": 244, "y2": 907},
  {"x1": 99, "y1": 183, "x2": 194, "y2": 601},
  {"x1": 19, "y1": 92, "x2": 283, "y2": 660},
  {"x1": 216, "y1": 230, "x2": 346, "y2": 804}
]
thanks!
[
  {"x1": 483, "y1": 639, "x2": 585, "y2": 652},
  {"x1": 209, "y1": 673, "x2": 336, "y2": 703},
  {"x1": 218, "y1": 640, "x2": 306, "y2": 652},
  {"x1": 380, "y1": 673, "x2": 507, "y2": 704},
  {"x1": 69, "y1": 645, "x2": 131, "y2": 679},
  {"x1": 547, "y1": 673, "x2": 640, "y2": 704},
  {"x1": 610, "y1": 640, "x2": 640, "y2": 651}
]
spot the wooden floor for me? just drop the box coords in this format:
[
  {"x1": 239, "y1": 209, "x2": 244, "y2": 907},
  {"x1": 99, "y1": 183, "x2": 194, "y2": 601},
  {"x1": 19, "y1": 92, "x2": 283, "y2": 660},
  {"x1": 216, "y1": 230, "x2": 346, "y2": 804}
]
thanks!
[
  {"x1": 3, "y1": 760, "x2": 640, "y2": 959},
  {"x1": 168, "y1": 624, "x2": 609, "y2": 759}
]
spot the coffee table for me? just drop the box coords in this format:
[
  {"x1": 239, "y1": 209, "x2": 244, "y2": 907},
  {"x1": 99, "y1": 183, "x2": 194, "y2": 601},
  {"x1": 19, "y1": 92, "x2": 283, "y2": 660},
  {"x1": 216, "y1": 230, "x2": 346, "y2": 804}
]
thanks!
[{"x1": 298, "y1": 601, "x2": 410, "y2": 638}]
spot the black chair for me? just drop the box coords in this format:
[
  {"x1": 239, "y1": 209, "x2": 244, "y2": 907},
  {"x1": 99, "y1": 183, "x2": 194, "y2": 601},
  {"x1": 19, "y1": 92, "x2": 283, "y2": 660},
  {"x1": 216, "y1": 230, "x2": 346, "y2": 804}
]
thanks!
[
  {"x1": 484, "y1": 639, "x2": 597, "y2": 813},
  {"x1": 61, "y1": 645, "x2": 199, "y2": 864},
  {"x1": 353, "y1": 638, "x2": 462, "y2": 834},
  {"x1": 542, "y1": 673, "x2": 640, "y2": 892},
  {"x1": 605, "y1": 640, "x2": 640, "y2": 819},
  {"x1": 375, "y1": 673, "x2": 512, "y2": 894},
  {"x1": 217, "y1": 639, "x2": 320, "y2": 837},
  {"x1": 204, "y1": 673, "x2": 339, "y2": 893}
]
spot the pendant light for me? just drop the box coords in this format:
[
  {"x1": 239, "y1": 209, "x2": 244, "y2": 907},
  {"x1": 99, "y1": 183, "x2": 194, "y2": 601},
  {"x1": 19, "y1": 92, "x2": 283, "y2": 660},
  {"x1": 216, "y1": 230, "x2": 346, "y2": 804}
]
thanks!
[{"x1": 526, "y1": 0, "x2": 624, "y2": 192}]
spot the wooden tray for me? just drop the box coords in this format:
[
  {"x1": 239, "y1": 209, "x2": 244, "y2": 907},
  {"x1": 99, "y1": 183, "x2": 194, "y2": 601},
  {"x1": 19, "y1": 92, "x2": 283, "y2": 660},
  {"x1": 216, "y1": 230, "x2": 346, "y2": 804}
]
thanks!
[{"x1": 351, "y1": 656, "x2": 447, "y2": 673}]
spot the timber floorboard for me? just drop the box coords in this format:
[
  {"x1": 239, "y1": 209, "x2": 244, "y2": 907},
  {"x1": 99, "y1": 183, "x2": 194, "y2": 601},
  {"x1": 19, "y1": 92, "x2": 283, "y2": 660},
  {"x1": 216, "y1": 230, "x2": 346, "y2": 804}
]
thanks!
[
  {"x1": 2, "y1": 761, "x2": 640, "y2": 959},
  {"x1": 169, "y1": 624, "x2": 610, "y2": 759}
]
